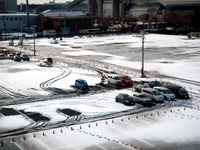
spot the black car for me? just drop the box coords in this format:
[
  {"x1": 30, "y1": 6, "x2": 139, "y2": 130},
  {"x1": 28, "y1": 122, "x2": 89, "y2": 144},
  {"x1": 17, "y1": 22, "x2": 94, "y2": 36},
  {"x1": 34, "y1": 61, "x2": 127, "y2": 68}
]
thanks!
[
  {"x1": 13, "y1": 55, "x2": 21, "y2": 61},
  {"x1": 163, "y1": 84, "x2": 189, "y2": 99},
  {"x1": 115, "y1": 93, "x2": 135, "y2": 106},
  {"x1": 20, "y1": 54, "x2": 30, "y2": 61}
]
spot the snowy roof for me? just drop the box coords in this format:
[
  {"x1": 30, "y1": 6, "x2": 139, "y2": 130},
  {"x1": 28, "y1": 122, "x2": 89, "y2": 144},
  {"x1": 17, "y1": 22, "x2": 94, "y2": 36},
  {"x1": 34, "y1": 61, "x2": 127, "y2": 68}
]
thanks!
[
  {"x1": 41, "y1": 10, "x2": 86, "y2": 17},
  {"x1": 156, "y1": 0, "x2": 200, "y2": 7}
]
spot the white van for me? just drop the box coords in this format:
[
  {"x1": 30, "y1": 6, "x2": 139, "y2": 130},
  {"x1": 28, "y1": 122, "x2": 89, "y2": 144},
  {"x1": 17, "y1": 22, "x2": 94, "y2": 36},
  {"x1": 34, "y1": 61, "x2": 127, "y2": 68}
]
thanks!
[
  {"x1": 102, "y1": 69, "x2": 118, "y2": 79},
  {"x1": 107, "y1": 74, "x2": 122, "y2": 86}
]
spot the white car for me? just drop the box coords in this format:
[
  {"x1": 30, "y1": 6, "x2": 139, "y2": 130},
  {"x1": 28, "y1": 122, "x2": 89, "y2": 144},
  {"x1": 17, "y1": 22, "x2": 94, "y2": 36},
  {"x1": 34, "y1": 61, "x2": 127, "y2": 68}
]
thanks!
[
  {"x1": 102, "y1": 69, "x2": 118, "y2": 79},
  {"x1": 107, "y1": 74, "x2": 122, "y2": 86},
  {"x1": 132, "y1": 92, "x2": 152, "y2": 105},
  {"x1": 153, "y1": 86, "x2": 176, "y2": 101},
  {"x1": 141, "y1": 88, "x2": 164, "y2": 103},
  {"x1": 39, "y1": 60, "x2": 53, "y2": 67}
]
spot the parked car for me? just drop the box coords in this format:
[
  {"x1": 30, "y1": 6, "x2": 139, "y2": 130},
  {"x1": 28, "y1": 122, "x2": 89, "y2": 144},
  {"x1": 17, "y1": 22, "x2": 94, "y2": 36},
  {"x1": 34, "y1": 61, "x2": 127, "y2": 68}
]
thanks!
[
  {"x1": 141, "y1": 88, "x2": 164, "y2": 103},
  {"x1": 13, "y1": 54, "x2": 21, "y2": 61},
  {"x1": 20, "y1": 54, "x2": 30, "y2": 61},
  {"x1": 107, "y1": 74, "x2": 122, "y2": 86},
  {"x1": 163, "y1": 84, "x2": 189, "y2": 99},
  {"x1": 115, "y1": 93, "x2": 135, "y2": 106},
  {"x1": 120, "y1": 75, "x2": 133, "y2": 87},
  {"x1": 134, "y1": 83, "x2": 150, "y2": 93},
  {"x1": 132, "y1": 92, "x2": 152, "y2": 106},
  {"x1": 5, "y1": 53, "x2": 14, "y2": 59},
  {"x1": 102, "y1": 69, "x2": 118, "y2": 78},
  {"x1": 153, "y1": 86, "x2": 176, "y2": 101},
  {"x1": 0, "y1": 53, "x2": 6, "y2": 59},
  {"x1": 75, "y1": 79, "x2": 89, "y2": 90},
  {"x1": 149, "y1": 80, "x2": 162, "y2": 88}
]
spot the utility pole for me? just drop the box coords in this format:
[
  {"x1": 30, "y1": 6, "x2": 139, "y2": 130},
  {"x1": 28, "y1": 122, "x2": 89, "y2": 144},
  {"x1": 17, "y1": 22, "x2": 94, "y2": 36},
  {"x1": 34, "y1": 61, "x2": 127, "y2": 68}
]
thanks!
[
  {"x1": 26, "y1": 0, "x2": 30, "y2": 28},
  {"x1": 141, "y1": 29, "x2": 145, "y2": 78}
]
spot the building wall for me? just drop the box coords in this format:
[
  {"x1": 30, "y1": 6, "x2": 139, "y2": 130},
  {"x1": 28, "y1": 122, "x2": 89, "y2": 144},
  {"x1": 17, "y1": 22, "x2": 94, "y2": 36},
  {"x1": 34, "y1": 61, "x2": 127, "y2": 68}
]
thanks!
[
  {"x1": 4, "y1": 0, "x2": 18, "y2": 12},
  {"x1": 0, "y1": 14, "x2": 37, "y2": 33}
]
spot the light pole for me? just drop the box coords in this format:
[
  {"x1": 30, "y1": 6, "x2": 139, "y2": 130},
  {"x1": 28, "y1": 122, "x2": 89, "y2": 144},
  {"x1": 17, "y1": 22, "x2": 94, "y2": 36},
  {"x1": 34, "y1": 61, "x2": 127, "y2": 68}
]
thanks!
[
  {"x1": 0, "y1": 25, "x2": 4, "y2": 41},
  {"x1": 21, "y1": 24, "x2": 26, "y2": 35},
  {"x1": 141, "y1": 30, "x2": 145, "y2": 78},
  {"x1": 31, "y1": 25, "x2": 36, "y2": 56}
]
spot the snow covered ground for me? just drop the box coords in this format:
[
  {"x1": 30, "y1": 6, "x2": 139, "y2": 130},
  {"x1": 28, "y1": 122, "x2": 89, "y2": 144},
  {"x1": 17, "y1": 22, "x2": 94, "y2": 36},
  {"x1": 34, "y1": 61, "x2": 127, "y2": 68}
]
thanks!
[{"x1": 0, "y1": 34, "x2": 200, "y2": 150}]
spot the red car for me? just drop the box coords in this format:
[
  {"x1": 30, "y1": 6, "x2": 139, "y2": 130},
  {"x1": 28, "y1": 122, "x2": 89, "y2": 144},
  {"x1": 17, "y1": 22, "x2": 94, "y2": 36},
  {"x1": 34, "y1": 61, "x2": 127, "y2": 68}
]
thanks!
[{"x1": 120, "y1": 75, "x2": 133, "y2": 87}]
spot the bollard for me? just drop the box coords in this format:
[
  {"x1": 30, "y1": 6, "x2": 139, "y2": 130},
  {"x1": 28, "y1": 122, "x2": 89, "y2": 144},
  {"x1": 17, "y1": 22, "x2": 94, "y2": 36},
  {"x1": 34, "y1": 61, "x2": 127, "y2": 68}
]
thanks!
[
  {"x1": 88, "y1": 124, "x2": 91, "y2": 128},
  {"x1": 121, "y1": 118, "x2": 123, "y2": 122},
  {"x1": 128, "y1": 117, "x2": 131, "y2": 120},
  {"x1": 106, "y1": 121, "x2": 108, "y2": 125},
  {"x1": 136, "y1": 116, "x2": 138, "y2": 119},
  {"x1": 43, "y1": 132, "x2": 45, "y2": 136},
  {"x1": 53, "y1": 130, "x2": 55, "y2": 134},
  {"x1": 12, "y1": 138, "x2": 15, "y2": 142},
  {"x1": 80, "y1": 125, "x2": 82, "y2": 129},
  {"x1": 112, "y1": 120, "x2": 114, "y2": 123},
  {"x1": 0, "y1": 141, "x2": 3, "y2": 147},
  {"x1": 96, "y1": 122, "x2": 98, "y2": 126},
  {"x1": 33, "y1": 134, "x2": 36, "y2": 138},
  {"x1": 60, "y1": 129, "x2": 63, "y2": 133},
  {"x1": 23, "y1": 135, "x2": 26, "y2": 140}
]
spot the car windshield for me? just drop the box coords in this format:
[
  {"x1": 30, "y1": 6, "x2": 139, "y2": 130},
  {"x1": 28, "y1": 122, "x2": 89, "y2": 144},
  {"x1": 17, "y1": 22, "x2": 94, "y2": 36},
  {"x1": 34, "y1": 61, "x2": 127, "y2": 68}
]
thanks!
[
  {"x1": 124, "y1": 76, "x2": 131, "y2": 80},
  {"x1": 80, "y1": 80, "x2": 87, "y2": 84},
  {"x1": 163, "y1": 89, "x2": 172, "y2": 94},
  {"x1": 178, "y1": 87, "x2": 187, "y2": 93},
  {"x1": 123, "y1": 94, "x2": 132, "y2": 99},
  {"x1": 152, "y1": 90, "x2": 161, "y2": 95},
  {"x1": 110, "y1": 71, "x2": 117, "y2": 74},
  {"x1": 114, "y1": 76, "x2": 120, "y2": 80},
  {"x1": 139, "y1": 94, "x2": 147, "y2": 98}
]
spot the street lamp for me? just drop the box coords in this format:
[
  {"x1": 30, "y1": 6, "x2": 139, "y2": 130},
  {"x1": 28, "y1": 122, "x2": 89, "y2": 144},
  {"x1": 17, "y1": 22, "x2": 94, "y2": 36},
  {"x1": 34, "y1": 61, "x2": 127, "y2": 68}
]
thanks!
[
  {"x1": 30, "y1": 25, "x2": 36, "y2": 56},
  {"x1": 141, "y1": 30, "x2": 145, "y2": 78},
  {"x1": 0, "y1": 25, "x2": 4, "y2": 41},
  {"x1": 21, "y1": 24, "x2": 26, "y2": 35}
]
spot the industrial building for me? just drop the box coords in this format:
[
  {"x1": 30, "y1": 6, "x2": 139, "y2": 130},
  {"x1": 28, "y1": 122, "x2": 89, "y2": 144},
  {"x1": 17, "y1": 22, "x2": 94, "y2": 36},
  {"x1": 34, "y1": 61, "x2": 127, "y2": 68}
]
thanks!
[{"x1": 0, "y1": 0, "x2": 18, "y2": 12}]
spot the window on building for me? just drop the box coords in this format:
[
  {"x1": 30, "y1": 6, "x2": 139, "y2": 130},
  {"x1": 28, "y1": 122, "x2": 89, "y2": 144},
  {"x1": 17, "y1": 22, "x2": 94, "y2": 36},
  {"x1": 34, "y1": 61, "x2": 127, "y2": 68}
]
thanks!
[
  {"x1": 19, "y1": 18, "x2": 22, "y2": 21},
  {"x1": 15, "y1": 18, "x2": 18, "y2": 21},
  {"x1": 10, "y1": 18, "x2": 13, "y2": 21}
]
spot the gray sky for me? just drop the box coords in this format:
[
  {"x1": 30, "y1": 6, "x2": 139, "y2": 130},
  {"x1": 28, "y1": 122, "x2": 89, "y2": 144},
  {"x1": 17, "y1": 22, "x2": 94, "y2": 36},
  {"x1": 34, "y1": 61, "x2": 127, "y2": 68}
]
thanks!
[{"x1": 17, "y1": 0, "x2": 69, "y2": 4}]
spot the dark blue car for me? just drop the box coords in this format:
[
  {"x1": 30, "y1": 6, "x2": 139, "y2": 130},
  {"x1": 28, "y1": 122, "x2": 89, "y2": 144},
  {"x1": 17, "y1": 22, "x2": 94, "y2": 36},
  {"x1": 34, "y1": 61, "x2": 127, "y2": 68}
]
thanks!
[{"x1": 75, "y1": 79, "x2": 88, "y2": 90}]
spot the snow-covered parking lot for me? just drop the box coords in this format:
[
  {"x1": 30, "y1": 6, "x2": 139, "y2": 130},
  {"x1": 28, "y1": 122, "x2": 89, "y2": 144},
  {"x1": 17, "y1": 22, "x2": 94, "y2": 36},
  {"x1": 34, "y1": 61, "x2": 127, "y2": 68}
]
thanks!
[{"x1": 0, "y1": 34, "x2": 200, "y2": 149}]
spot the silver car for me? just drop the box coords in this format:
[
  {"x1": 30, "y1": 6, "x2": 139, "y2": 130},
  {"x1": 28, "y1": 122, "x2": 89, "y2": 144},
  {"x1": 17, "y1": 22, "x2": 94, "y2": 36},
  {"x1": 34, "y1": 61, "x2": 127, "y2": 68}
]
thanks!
[
  {"x1": 141, "y1": 88, "x2": 164, "y2": 103},
  {"x1": 153, "y1": 86, "x2": 176, "y2": 101},
  {"x1": 132, "y1": 92, "x2": 152, "y2": 105}
]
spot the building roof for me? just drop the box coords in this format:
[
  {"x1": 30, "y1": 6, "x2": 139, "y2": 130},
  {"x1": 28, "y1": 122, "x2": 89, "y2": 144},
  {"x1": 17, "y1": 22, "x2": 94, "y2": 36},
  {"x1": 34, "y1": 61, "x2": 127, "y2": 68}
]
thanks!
[
  {"x1": 41, "y1": 10, "x2": 86, "y2": 17},
  {"x1": 157, "y1": 0, "x2": 200, "y2": 7}
]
